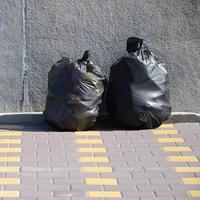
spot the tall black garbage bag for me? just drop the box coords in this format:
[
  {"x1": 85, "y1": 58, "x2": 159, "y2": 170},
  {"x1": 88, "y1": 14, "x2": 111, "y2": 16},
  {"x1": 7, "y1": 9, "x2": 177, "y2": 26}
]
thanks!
[
  {"x1": 107, "y1": 37, "x2": 172, "y2": 129},
  {"x1": 44, "y1": 51, "x2": 105, "y2": 131}
]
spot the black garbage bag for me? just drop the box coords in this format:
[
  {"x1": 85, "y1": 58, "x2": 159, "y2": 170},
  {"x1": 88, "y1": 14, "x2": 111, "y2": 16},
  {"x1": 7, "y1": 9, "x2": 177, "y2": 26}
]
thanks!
[
  {"x1": 44, "y1": 51, "x2": 105, "y2": 131},
  {"x1": 107, "y1": 37, "x2": 172, "y2": 129}
]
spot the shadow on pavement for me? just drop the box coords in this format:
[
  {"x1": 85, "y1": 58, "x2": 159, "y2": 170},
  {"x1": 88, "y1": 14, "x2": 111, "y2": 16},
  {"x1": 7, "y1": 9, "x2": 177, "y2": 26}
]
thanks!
[
  {"x1": 0, "y1": 113, "x2": 120, "y2": 132},
  {"x1": 0, "y1": 112, "x2": 199, "y2": 132}
]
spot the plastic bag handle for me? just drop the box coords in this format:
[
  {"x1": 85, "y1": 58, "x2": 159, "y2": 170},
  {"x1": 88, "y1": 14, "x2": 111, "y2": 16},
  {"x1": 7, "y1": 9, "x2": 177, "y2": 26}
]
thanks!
[
  {"x1": 127, "y1": 37, "x2": 143, "y2": 53},
  {"x1": 78, "y1": 50, "x2": 90, "y2": 62}
]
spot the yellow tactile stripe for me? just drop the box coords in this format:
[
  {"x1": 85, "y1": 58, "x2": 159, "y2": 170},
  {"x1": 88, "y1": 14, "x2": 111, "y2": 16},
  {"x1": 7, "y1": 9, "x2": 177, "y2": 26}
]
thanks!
[
  {"x1": 162, "y1": 146, "x2": 192, "y2": 152},
  {"x1": 157, "y1": 138, "x2": 184, "y2": 143},
  {"x1": 74, "y1": 131, "x2": 100, "y2": 136},
  {"x1": 75, "y1": 139, "x2": 103, "y2": 144},
  {"x1": 188, "y1": 191, "x2": 200, "y2": 197},
  {"x1": 159, "y1": 124, "x2": 174, "y2": 128},
  {"x1": 86, "y1": 191, "x2": 121, "y2": 198},
  {"x1": 0, "y1": 178, "x2": 20, "y2": 184},
  {"x1": 85, "y1": 178, "x2": 117, "y2": 185},
  {"x1": 0, "y1": 157, "x2": 20, "y2": 162},
  {"x1": 182, "y1": 178, "x2": 200, "y2": 185},
  {"x1": 79, "y1": 157, "x2": 109, "y2": 163},
  {"x1": 175, "y1": 167, "x2": 200, "y2": 173},
  {"x1": 153, "y1": 130, "x2": 178, "y2": 135},
  {"x1": 81, "y1": 167, "x2": 112, "y2": 173},
  {"x1": 78, "y1": 148, "x2": 106, "y2": 153},
  {"x1": 0, "y1": 167, "x2": 20, "y2": 172},
  {"x1": 168, "y1": 156, "x2": 198, "y2": 162},
  {"x1": 0, "y1": 148, "x2": 22, "y2": 153},
  {"x1": 0, "y1": 139, "x2": 21, "y2": 144},
  {"x1": 0, "y1": 191, "x2": 20, "y2": 197},
  {"x1": 0, "y1": 131, "x2": 22, "y2": 136}
]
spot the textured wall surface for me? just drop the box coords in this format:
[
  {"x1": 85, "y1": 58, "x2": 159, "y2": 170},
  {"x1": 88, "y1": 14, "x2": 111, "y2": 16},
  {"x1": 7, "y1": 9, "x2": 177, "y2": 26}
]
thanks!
[{"x1": 0, "y1": 0, "x2": 200, "y2": 112}]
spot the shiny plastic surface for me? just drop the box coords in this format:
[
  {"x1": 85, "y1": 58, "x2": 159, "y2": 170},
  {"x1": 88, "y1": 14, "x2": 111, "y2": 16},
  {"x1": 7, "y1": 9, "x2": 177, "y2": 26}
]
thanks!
[
  {"x1": 44, "y1": 51, "x2": 105, "y2": 131},
  {"x1": 107, "y1": 37, "x2": 172, "y2": 129}
]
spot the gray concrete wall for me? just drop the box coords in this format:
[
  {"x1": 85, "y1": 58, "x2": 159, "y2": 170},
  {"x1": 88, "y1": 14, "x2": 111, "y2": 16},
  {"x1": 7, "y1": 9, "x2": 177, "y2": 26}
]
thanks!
[{"x1": 0, "y1": 0, "x2": 200, "y2": 113}]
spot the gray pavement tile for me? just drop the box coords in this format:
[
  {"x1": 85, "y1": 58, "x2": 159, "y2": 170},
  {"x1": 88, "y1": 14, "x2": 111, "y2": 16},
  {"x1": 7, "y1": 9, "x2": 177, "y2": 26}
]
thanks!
[
  {"x1": 144, "y1": 166, "x2": 173, "y2": 172},
  {"x1": 130, "y1": 171, "x2": 163, "y2": 178},
  {"x1": 1, "y1": 198, "x2": 35, "y2": 200},
  {"x1": 127, "y1": 162, "x2": 158, "y2": 169},
  {"x1": 4, "y1": 184, "x2": 36, "y2": 190},
  {"x1": 136, "y1": 184, "x2": 170, "y2": 191},
  {"x1": 97, "y1": 161, "x2": 128, "y2": 167},
  {"x1": 38, "y1": 184, "x2": 69, "y2": 191},
  {"x1": 54, "y1": 190, "x2": 84, "y2": 198},
  {"x1": 71, "y1": 185, "x2": 102, "y2": 191},
  {"x1": 162, "y1": 171, "x2": 196, "y2": 178},
  {"x1": 121, "y1": 191, "x2": 155, "y2": 197},
  {"x1": 169, "y1": 183, "x2": 200, "y2": 191},
  {"x1": 6, "y1": 172, "x2": 36, "y2": 178},
  {"x1": 53, "y1": 178, "x2": 83, "y2": 185},
  {"x1": 69, "y1": 172, "x2": 99, "y2": 178},
  {"x1": 99, "y1": 172, "x2": 131, "y2": 178},
  {"x1": 187, "y1": 162, "x2": 200, "y2": 167},
  {"x1": 155, "y1": 161, "x2": 190, "y2": 167},
  {"x1": 103, "y1": 184, "x2": 137, "y2": 191},
  {"x1": 67, "y1": 162, "x2": 96, "y2": 167},
  {"x1": 21, "y1": 177, "x2": 53, "y2": 184},
  {"x1": 20, "y1": 190, "x2": 53, "y2": 198},
  {"x1": 38, "y1": 198, "x2": 70, "y2": 200},
  {"x1": 155, "y1": 190, "x2": 189, "y2": 197},
  {"x1": 118, "y1": 177, "x2": 149, "y2": 184},
  {"x1": 51, "y1": 167, "x2": 79, "y2": 172},
  {"x1": 37, "y1": 171, "x2": 68, "y2": 178},
  {"x1": 141, "y1": 198, "x2": 174, "y2": 200},
  {"x1": 21, "y1": 167, "x2": 50, "y2": 172},
  {"x1": 114, "y1": 167, "x2": 144, "y2": 172},
  {"x1": 149, "y1": 177, "x2": 181, "y2": 184}
]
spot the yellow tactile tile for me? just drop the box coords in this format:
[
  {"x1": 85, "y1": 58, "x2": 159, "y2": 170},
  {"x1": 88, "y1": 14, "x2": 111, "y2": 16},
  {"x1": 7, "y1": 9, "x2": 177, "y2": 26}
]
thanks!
[
  {"x1": 162, "y1": 146, "x2": 192, "y2": 152},
  {"x1": 159, "y1": 124, "x2": 174, "y2": 128},
  {"x1": 175, "y1": 167, "x2": 200, "y2": 173},
  {"x1": 0, "y1": 147, "x2": 22, "y2": 153},
  {"x1": 85, "y1": 178, "x2": 117, "y2": 185},
  {"x1": 0, "y1": 166, "x2": 20, "y2": 172},
  {"x1": 0, "y1": 157, "x2": 20, "y2": 162},
  {"x1": 86, "y1": 191, "x2": 121, "y2": 198},
  {"x1": 0, "y1": 178, "x2": 20, "y2": 184},
  {"x1": 74, "y1": 131, "x2": 100, "y2": 136},
  {"x1": 0, "y1": 191, "x2": 20, "y2": 197},
  {"x1": 0, "y1": 131, "x2": 22, "y2": 136},
  {"x1": 153, "y1": 130, "x2": 178, "y2": 135},
  {"x1": 188, "y1": 191, "x2": 200, "y2": 197},
  {"x1": 0, "y1": 139, "x2": 21, "y2": 144},
  {"x1": 78, "y1": 148, "x2": 106, "y2": 153},
  {"x1": 81, "y1": 167, "x2": 112, "y2": 173},
  {"x1": 182, "y1": 178, "x2": 200, "y2": 185},
  {"x1": 0, "y1": 167, "x2": 20, "y2": 172},
  {"x1": 75, "y1": 139, "x2": 103, "y2": 144},
  {"x1": 168, "y1": 156, "x2": 198, "y2": 162},
  {"x1": 79, "y1": 156, "x2": 109, "y2": 163},
  {"x1": 157, "y1": 138, "x2": 184, "y2": 143}
]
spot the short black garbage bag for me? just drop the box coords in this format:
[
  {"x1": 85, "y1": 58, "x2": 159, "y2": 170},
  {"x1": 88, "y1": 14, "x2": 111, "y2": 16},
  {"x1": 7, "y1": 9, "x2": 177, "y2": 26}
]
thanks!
[
  {"x1": 107, "y1": 37, "x2": 172, "y2": 129},
  {"x1": 44, "y1": 51, "x2": 105, "y2": 131}
]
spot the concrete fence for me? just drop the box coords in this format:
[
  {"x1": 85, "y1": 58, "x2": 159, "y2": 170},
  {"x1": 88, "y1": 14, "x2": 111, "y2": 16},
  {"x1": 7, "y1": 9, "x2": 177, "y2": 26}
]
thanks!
[{"x1": 0, "y1": 0, "x2": 199, "y2": 113}]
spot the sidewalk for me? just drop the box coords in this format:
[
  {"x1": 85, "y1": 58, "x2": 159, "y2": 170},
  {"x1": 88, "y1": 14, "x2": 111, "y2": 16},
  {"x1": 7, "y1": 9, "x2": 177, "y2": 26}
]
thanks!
[{"x1": 0, "y1": 121, "x2": 199, "y2": 199}]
